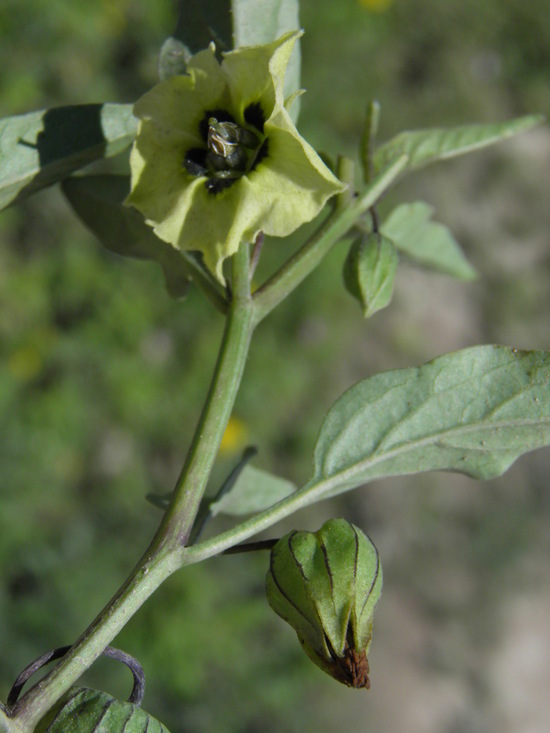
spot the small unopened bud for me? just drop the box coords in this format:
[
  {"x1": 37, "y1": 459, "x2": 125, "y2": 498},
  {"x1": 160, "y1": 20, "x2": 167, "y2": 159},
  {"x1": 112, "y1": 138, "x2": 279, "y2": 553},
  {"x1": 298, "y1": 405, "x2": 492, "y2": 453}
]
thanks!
[
  {"x1": 343, "y1": 232, "x2": 398, "y2": 318},
  {"x1": 266, "y1": 518, "x2": 382, "y2": 689}
]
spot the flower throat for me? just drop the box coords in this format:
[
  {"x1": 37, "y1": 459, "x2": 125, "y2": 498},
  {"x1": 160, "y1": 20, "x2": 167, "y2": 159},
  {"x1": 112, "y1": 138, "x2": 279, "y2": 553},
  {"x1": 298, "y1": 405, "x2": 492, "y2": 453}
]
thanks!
[{"x1": 184, "y1": 107, "x2": 268, "y2": 194}]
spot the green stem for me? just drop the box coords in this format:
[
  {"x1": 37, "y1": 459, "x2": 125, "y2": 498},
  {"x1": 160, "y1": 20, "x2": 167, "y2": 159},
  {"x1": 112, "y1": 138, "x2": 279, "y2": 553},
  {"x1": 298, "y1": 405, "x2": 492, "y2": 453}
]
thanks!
[
  {"x1": 157, "y1": 242, "x2": 253, "y2": 547},
  {"x1": 1, "y1": 709, "x2": 23, "y2": 733},
  {"x1": 179, "y1": 475, "x2": 336, "y2": 567},
  {"x1": 8, "y1": 550, "x2": 179, "y2": 731},
  {"x1": 360, "y1": 99, "x2": 381, "y2": 184},
  {"x1": 334, "y1": 155, "x2": 355, "y2": 213},
  {"x1": 7, "y1": 159, "x2": 407, "y2": 732},
  {"x1": 9, "y1": 246, "x2": 254, "y2": 733},
  {"x1": 252, "y1": 155, "x2": 407, "y2": 324},
  {"x1": 180, "y1": 251, "x2": 228, "y2": 315}
]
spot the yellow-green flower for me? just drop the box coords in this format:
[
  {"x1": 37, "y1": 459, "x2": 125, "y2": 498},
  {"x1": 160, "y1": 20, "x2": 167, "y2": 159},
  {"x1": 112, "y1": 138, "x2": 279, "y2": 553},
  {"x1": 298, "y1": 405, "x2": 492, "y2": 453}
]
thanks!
[{"x1": 125, "y1": 31, "x2": 345, "y2": 281}]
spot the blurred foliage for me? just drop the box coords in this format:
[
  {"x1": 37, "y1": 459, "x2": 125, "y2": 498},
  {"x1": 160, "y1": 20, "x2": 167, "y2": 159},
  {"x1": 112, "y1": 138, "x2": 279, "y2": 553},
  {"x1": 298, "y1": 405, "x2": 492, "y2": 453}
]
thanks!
[{"x1": 1, "y1": 1, "x2": 549, "y2": 732}]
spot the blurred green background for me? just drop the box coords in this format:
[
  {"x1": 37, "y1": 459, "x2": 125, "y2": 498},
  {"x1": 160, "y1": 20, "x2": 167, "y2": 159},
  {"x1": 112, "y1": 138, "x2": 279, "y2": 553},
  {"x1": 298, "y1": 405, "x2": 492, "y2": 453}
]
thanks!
[{"x1": 1, "y1": 1, "x2": 549, "y2": 732}]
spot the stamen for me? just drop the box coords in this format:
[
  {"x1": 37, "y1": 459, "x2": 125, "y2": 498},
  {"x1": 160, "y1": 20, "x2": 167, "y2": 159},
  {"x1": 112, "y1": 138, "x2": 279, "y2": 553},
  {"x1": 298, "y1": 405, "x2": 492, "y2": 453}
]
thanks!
[{"x1": 185, "y1": 109, "x2": 266, "y2": 194}]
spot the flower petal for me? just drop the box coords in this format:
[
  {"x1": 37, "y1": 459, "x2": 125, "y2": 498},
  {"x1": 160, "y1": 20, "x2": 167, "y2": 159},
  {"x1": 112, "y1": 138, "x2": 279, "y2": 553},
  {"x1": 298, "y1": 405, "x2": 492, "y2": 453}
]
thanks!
[
  {"x1": 126, "y1": 52, "x2": 232, "y2": 227},
  {"x1": 134, "y1": 49, "x2": 231, "y2": 144},
  {"x1": 153, "y1": 176, "x2": 270, "y2": 282},
  {"x1": 126, "y1": 32, "x2": 344, "y2": 283},
  {"x1": 247, "y1": 108, "x2": 346, "y2": 237},
  {"x1": 125, "y1": 119, "x2": 191, "y2": 225},
  {"x1": 222, "y1": 30, "x2": 302, "y2": 124}
]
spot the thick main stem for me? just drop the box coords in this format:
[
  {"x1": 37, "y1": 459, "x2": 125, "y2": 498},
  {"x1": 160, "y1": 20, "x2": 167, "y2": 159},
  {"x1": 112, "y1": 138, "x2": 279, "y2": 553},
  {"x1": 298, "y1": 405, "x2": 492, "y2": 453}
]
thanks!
[
  {"x1": 8, "y1": 159, "x2": 407, "y2": 732},
  {"x1": 10, "y1": 247, "x2": 254, "y2": 733},
  {"x1": 157, "y1": 243, "x2": 253, "y2": 548}
]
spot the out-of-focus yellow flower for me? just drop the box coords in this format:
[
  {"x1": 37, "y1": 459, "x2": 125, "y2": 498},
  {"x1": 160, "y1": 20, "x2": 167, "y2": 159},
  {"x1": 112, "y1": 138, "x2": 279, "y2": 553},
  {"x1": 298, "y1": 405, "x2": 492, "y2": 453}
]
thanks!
[
  {"x1": 8, "y1": 346, "x2": 42, "y2": 381},
  {"x1": 358, "y1": 0, "x2": 394, "y2": 12},
  {"x1": 7, "y1": 329, "x2": 57, "y2": 382},
  {"x1": 220, "y1": 416, "x2": 249, "y2": 455}
]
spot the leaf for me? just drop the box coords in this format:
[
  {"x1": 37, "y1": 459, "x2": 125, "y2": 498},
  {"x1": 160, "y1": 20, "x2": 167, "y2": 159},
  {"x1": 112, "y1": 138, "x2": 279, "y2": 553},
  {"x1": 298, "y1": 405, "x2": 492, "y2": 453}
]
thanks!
[
  {"x1": 171, "y1": 1, "x2": 301, "y2": 118},
  {"x1": 145, "y1": 492, "x2": 172, "y2": 510},
  {"x1": 373, "y1": 115, "x2": 545, "y2": 176},
  {"x1": 36, "y1": 687, "x2": 170, "y2": 733},
  {"x1": 210, "y1": 464, "x2": 296, "y2": 516},
  {"x1": 231, "y1": 0, "x2": 300, "y2": 50},
  {"x1": 173, "y1": 0, "x2": 233, "y2": 56},
  {"x1": 62, "y1": 175, "x2": 193, "y2": 299},
  {"x1": 146, "y1": 455, "x2": 296, "y2": 521},
  {"x1": 231, "y1": 0, "x2": 301, "y2": 120},
  {"x1": 381, "y1": 202, "x2": 477, "y2": 280},
  {"x1": 310, "y1": 346, "x2": 550, "y2": 496},
  {"x1": 0, "y1": 104, "x2": 137, "y2": 212},
  {"x1": 343, "y1": 233, "x2": 399, "y2": 317}
]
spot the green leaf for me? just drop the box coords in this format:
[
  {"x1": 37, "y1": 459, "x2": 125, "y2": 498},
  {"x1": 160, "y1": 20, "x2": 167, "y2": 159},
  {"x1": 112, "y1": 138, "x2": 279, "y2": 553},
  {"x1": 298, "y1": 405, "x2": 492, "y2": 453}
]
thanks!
[
  {"x1": 149, "y1": 456, "x2": 296, "y2": 524},
  {"x1": 231, "y1": 0, "x2": 300, "y2": 50},
  {"x1": 373, "y1": 115, "x2": 545, "y2": 175},
  {"x1": 173, "y1": 0, "x2": 233, "y2": 56},
  {"x1": 171, "y1": 0, "x2": 301, "y2": 84},
  {"x1": 145, "y1": 492, "x2": 172, "y2": 510},
  {"x1": 210, "y1": 464, "x2": 296, "y2": 516},
  {"x1": 62, "y1": 175, "x2": 194, "y2": 299},
  {"x1": 0, "y1": 104, "x2": 137, "y2": 212},
  {"x1": 381, "y1": 202, "x2": 477, "y2": 280},
  {"x1": 231, "y1": 0, "x2": 301, "y2": 119},
  {"x1": 343, "y1": 232, "x2": 399, "y2": 317},
  {"x1": 36, "y1": 687, "x2": 170, "y2": 733},
  {"x1": 310, "y1": 346, "x2": 550, "y2": 496}
]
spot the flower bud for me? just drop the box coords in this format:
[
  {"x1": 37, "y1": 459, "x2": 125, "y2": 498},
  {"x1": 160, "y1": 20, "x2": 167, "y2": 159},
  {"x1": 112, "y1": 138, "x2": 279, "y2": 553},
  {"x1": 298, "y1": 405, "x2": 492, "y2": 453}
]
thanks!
[
  {"x1": 343, "y1": 232, "x2": 398, "y2": 318},
  {"x1": 266, "y1": 518, "x2": 382, "y2": 689}
]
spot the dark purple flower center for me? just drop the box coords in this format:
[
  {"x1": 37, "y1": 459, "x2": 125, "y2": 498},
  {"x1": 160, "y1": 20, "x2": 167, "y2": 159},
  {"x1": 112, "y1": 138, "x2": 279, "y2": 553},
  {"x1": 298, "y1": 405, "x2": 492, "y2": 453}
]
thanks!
[{"x1": 183, "y1": 104, "x2": 268, "y2": 194}]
